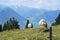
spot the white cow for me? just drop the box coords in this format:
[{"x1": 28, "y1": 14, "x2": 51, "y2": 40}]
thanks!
[{"x1": 39, "y1": 19, "x2": 48, "y2": 29}]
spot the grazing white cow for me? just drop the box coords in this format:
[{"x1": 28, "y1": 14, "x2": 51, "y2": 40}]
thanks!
[
  {"x1": 39, "y1": 19, "x2": 48, "y2": 31},
  {"x1": 28, "y1": 23, "x2": 33, "y2": 28}
]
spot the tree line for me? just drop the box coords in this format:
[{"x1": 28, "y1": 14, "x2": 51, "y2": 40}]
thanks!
[{"x1": 0, "y1": 17, "x2": 33, "y2": 32}]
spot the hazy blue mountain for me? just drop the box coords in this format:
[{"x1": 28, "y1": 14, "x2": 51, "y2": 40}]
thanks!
[
  {"x1": 12, "y1": 6, "x2": 60, "y2": 27},
  {"x1": 0, "y1": 7, "x2": 27, "y2": 29},
  {"x1": 0, "y1": 5, "x2": 6, "y2": 12},
  {"x1": 0, "y1": 6, "x2": 60, "y2": 28},
  {"x1": 36, "y1": 10, "x2": 60, "y2": 25}
]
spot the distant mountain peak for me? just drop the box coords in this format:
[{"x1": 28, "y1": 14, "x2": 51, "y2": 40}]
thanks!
[{"x1": 0, "y1": 7, "x2": 27, "y2": 29}]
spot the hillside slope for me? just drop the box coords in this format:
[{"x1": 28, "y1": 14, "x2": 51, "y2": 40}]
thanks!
[{"x1": 0, "y1": 25, "x2": 60, "y2": 40}]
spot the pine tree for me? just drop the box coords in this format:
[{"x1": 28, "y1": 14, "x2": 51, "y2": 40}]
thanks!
[
  {"x1": 3, "y1": 21, "x2": 10, "y2": 30},
  {"x1": 13, "y1": 17, "x2": 19, "y2": 29},
  {"x1": 3, "y1": 17, "x2": 20, "y2": 30},
  {"x1": 31, "y1": 23, "x2": 33, "y2": 28},
  {"x1": 25, "y1": 20, "x2": 29, "y2": 29},
  {"x1": 52, "y1": 22, "x2": 56, "y2": 26},
  {"x1": 11, "y1": 17, "x2": 20, "y2": 29},
  {"x1": 55, "y1": 13, "x2": 60, "y2": 25},
  {"x1": 0, "y1": 24, "x2": 2, "y2": 32},
  {"x1": 3, "y1": 23, "x2": 7, "y2": 30}
]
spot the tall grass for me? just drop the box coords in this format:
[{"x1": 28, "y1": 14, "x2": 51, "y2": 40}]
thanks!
[{"x1": 0, "y1": 25, "x2": 60, "y2": 40}]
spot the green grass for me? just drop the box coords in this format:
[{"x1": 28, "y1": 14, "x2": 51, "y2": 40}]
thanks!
[{"x1": 0, "y1": 25, "x2": 60, "y2": 40}]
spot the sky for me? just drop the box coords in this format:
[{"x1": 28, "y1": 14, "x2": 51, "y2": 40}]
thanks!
[{"x1": 0, "y1": 0, "x2": 60, "y2": 10}]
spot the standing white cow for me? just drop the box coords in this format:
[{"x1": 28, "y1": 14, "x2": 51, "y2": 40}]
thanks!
[{"x1": 39, "y1": 19, "x2": 48, "y2": 31}]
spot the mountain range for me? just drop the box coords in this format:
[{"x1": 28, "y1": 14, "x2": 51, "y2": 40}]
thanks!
[
  {"x1": 12, "y1": 6, "x2": 60, "y2": 27},
  {"x1": 0, "y1": 6, "x2": 60, "y2": 29}
]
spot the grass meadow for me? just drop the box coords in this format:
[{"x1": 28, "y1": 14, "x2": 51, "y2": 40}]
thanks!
[{"x1": 0, "y1": 25, "x2": 60, "y2": 40}]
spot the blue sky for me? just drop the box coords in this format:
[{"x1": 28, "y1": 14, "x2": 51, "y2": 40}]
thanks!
[{"x1": 0, "y1": 0, "x2": 60, "y2": 10}]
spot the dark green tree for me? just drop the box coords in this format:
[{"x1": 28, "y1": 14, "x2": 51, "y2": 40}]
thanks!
[
  {"x1": 3, "y1": 21, "x2": 11, "y2": 30},
  {"x1": 3, "y1": 23, "x2": 7, "y2": 30},
  {"x1": 55, "y1": 13, "x2": 60, "y2": 25},
  {"x1": 11, "y1": 17, "x2": 19, "y2": 29},
  {"x1": 25, "y1": 20, "x2": 29, "y2": 29},
  {"x1": 52, "y1": 22, "x2": 56, "y2": 26},
  {"x1": 31, "y1": 23, "x2": 33, "y2": 28},
  {"x1": 3, "y1": 17, "x2": 20, "y2": 30},
  {"x1": 0, "y1": 24, "x2": 2, "y2": 32}
]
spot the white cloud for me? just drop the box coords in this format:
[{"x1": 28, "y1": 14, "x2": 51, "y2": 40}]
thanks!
[{"x1": 0, "y1": 0, "x2": 60, "y2": 10}]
